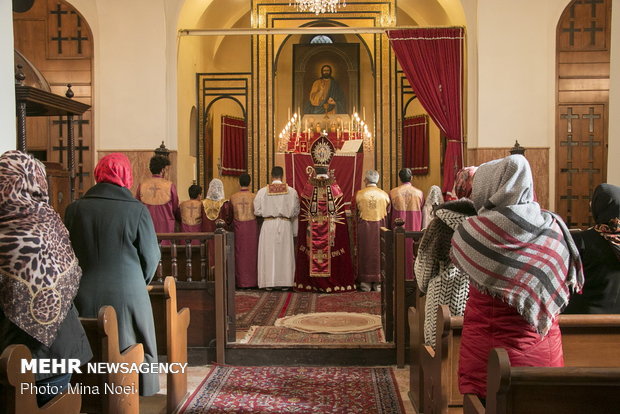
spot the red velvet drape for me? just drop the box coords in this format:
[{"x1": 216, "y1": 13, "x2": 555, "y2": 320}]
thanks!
[
  {"x1": 221, "y1": 115, "x2": 246, "y2": 176},
  {"x1": 403, "y1": 115, "x2": 429, "y2": 175},
  {"x1": 388, "y1": 28, "x2": 465, "y2": 193},
  {"x1": 284, "y1": 153, "x2": 364, "y2": 207}
]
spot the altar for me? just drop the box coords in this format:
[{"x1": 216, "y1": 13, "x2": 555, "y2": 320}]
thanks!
[{"x1": 276, "y1": 114, "x2": 374, "y2": 207}]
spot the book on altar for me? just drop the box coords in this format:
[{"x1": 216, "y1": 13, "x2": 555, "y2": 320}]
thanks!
[{"x1": 337, "y1": 139, "x2": 363, "y2": 154}]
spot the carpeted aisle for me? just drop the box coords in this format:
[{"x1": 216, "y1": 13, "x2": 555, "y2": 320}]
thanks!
[{"x1": 178, "y1": 365, "x2": 405, "y2": 413}]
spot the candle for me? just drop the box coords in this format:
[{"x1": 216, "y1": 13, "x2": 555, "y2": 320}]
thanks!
[
  {"x1": 193, "y1": 161, "x2": 197, "y2": 181},
  {"x1": 288, "y1": 107, "x2": 291, "y2": 120}
]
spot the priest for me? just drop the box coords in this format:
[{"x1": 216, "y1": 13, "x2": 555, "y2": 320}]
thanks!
[{"x1": 294, "y1": 134, "x2": 356, "y2": 293}]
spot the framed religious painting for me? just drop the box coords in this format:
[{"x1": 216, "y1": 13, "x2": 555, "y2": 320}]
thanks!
[{"x1": 293, "y1": 43, "x2": 359, "y2": 117}]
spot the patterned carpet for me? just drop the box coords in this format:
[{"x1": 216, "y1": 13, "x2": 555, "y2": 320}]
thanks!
[
  {"x1": 178, "y1": 365, "x2": 404, "y2": 413},
  {"x1": 239, "y1": 325, "x2": 385, "y2": 345},
  {"x1": 235, "y1": 290, "x2": 381, "y2": 330}
]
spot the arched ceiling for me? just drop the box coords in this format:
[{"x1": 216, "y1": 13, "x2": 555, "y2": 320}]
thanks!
[{"x1": 177, "y1": 0, "x2": 466, "y2": 62}]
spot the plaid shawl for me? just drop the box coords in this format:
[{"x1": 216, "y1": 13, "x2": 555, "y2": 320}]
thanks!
[{"x1": 451, "y1": 155, "x2": 583, "y2": 336}]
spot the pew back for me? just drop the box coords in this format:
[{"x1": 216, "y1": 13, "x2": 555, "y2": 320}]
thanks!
[
  {"x1": 483, "y1": 347, "x2": 620, "y2": 414},
  {"x1": 0, "y1": 344, "x2": 81, "y2": 414},
  {"x1": 75, "y1": 306, "x2": 143, "y2": 414},
  {"x1": 148, "y1": 277, "x2": 190, "y2": 413}
]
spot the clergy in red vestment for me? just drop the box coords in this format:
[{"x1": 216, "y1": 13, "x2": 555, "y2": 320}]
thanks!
[
  {"x1": 179, "y1": 184, "x2": 206, "y2": 245},
  {"x1": 136, "y1": 155, "x2": 180, "y2": 237},
  {"x1": 294, "y1": 135, "x2": 356, "y2": 293},
  {"x1": 230, "y1": 173, "x2": 258, "y2": 288},
  {"x1": 202, "y1": 178, "x2": 232, "y2": 272},
  {"x1": 389, "y1": 168, "x2": 424, "y2": 280},
  {"x1": 354, "y1": 170, "x2": 390, "y2": 292}
]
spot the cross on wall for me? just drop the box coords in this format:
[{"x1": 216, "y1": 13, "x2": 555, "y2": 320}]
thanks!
[
  {"x1": 560, "y1": 134, "x2": 579, "y2": 162},
  {"x1": 562, "y1": 21, "x2": 582, "y2": 46},
  {"x1": 561, "y1": 108, "x2": 579, "y2": 133},
  {"x1": 584, "y1": 20, "x2": 603, "y2": 45}
]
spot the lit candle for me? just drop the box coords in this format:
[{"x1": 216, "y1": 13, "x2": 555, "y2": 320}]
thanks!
[{"x1": 288, "y1": 107, "x2": 291, "y2": 120}]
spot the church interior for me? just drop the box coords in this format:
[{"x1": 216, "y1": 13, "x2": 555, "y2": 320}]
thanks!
[{"x1": 3, "y1": 0, "x2": 620, "y2": 413}]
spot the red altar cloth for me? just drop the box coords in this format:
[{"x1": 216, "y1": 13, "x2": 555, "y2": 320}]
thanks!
[{"x1": 284, "y1": 153, "x2": 363, "y2": 207}]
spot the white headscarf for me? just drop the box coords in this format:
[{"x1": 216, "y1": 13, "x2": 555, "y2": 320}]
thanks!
[{"x1": 206, "y1": 178, "x2": 225, "y2": 201}]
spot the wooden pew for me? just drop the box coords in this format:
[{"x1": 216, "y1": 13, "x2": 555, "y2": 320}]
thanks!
[
  {"x1": 148, "y1": 276, "x2": 190, "y2": 413},
  {"x1": 421, "y1": 306, "x2": 620, "y2": 414},
  {"x1": 419, "y1": 305, "x2": 463, "y2": 414},
  {"x1": 75, "y1": 306, "x2": 144, "y2": 414},
  {"x1": 463, "y1": 348, "x2": 620, "y2": 414},
  {"x1": 0, "y1": 344, "x2": 81, "y2": 414}
]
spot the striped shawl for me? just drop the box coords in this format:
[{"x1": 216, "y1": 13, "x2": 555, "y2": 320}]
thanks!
[{"x1": 451, "y1": 155, "x2": 583, "y2": 336}]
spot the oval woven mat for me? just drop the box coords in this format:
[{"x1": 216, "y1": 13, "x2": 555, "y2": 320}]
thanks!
[{"x1": 275, "y1": 312, "x2": 382, "y2": 334}]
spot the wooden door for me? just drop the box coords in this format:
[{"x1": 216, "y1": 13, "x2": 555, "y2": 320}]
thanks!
[{"x1": 556, "y1": 0, "x2": 611, "y2": 228}]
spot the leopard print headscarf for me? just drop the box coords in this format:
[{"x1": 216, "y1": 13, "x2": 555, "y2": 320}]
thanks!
[{"x1": 0, "y1": 151, "x2": 81, "y2": 347}]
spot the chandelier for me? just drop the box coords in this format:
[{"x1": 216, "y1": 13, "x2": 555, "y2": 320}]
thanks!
[{"x1": 289, "y1": 0, "x2": 346, "y2": 15}]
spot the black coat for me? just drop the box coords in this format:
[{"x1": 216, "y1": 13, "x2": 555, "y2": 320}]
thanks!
[
  {"x1": 563, "y1": 228, "x2": 620, "y2": 314},
  {"x1": 0, "y1": 305, "x2": 92, "y2": 381},
  {"x1": 64, "y1": 182, "x2": 161, "y2": 396}
]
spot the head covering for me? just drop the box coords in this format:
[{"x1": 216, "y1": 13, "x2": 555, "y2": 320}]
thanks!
[
  {"x1": 310, "y1": 134, "x2": 335, "y2": 168},
  {"x1": 365, "y1": 170, "x2": 379, "y2": 185},
  {"x1": 422, "y1": 185, "x2": 444, "y2": 229},
  {"x1": 454, "y1": 166, "x2": 478, "y2": 199},
  {"x1": 0, "y1": 151, "x2": 82, "y2": 347},
  {"x1": 206, "y1": 178, "x2": 225, "y2": 201},
  {"x1": 94, "y1": 153, "x2": 133, "y2": 188},
  {"x1": 451, "y1": 155, "x2": 584, "y2": 336},
  {"x1": 591, "y1": 183, "x2": 620, "y2": 260}
]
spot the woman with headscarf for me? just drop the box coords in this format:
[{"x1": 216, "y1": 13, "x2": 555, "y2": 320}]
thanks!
[
  {"x1": 451, "y1": 154, "x2": 584, "y2": 399},
  {"x1": 0, "y1": 151, "x2": 92, "y2": 406},
  {"x1": 563, "y1": 183, "x2": 620, "y2": 314},
  {"x1": 64, "y1": 153, "x2": 161, "y2": 396},
  {"x1": 421, "y1": 185, "x2": 444, "y2": 230},
  {"x1": 202, "y1": 178, "x2": 232, "y2": 272}
]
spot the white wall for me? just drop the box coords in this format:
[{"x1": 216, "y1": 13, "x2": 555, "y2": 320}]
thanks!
[
  {"x1": 0, "y1": 0, "x2": 16, "y2": 153},
  {"x1": 608, "y1": 1, "x2": 620, "y2": 185},
  {"x1": 70, "y1": 0, "x2": 174, "y2": 151}
]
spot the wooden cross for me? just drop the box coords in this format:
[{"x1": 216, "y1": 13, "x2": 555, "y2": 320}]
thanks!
[
  {"x1": 50, "y1": 4, "x2": 68, "y2": 27},
  {"x1": 52, "y1": 117, "x2": 64, "y2": 137},
  {"x1": 561, "y1": 167, "x2": 580, "y2": 186},
  {"x1": 560, "y1": 134, "x2": 579, "y2": 161},
  {"x1": 581, "y1": 107, "x2": 601, "y2": 133},
  {"x1": 76, "y1": 138, "x2": 89, "y2": 164},
  {"x1": 560, "y1": 108, "x2": 579, "y2": 133},
  {"x1": 584, "y1": 0, "x2": 604, "y2": 18},
  {"x1": 584, "y1": 20, "x2": 603, "y2": 45},
  {"x1": 53, "y1": 138, "x2": 67, "y2": 164},
  {"x1": 51, "y1": 30, "x2": 69, "y2": 54},
  {"x1": 73, "y1": 116, "x2": 90, "y2": 137},
  {"x1": 569, "y1": 1, "x2": 581, "y2": 19},
  {"x1": 71, "y1": 29, "x2": 88, "y2": 54},
  {"x1": 562, "y1": 21, "x2": 582, "y2": 46},
  {"x1": 582, "y1": 167, "x2": 601, "y2": 189},
  {"x1": 560, "y1": 189, "x2": 579, "y2": 227},
  {"x1": 149, "y1": 184, "x2": 160, "y2": 198},
  {"x1": 582, "y1": 134, "x2": 601, "y2": 161}
]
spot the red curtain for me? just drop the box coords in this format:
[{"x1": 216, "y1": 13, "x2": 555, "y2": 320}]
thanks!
[
  {"x1": 284, "y1": 153, "x2": 364, "y2": 207},
  {"x1": 221, "y1": 115, "x2": 246, "y2": 176},
  {"x1": 403, "y1": 115, "x2": 429, "y2": 175},
  {"x1": 388, "y1": 28, "x2": 465, "y2": 193}
]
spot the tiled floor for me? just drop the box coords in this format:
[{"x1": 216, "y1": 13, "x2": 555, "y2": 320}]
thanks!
[{"x1": 140, "y1": 365, "x2": 415, "y2": 413}]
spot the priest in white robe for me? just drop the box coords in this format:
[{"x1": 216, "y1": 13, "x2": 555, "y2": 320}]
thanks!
[{"x1": 254, "y1": 166, "x2": 300, "y2": 289}]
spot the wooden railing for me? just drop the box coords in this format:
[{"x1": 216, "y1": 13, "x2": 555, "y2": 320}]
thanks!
[
  {"x1": 380, "y1": 219, "x2": 423, "y2": 369},
  {"x1": 155, "y1": 220, "x2": 235, "y2": 362}
]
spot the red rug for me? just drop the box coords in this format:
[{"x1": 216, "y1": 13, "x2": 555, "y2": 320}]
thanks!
[
  {"x1": 239, "y1": 325, "x2": 385, "y2": 345},
  {"x1": 236, "y1": 291, "x2": 381, "y2": 330},
  {"x1": 179, "y1": 365, "x2": 405, "y2": 413}
]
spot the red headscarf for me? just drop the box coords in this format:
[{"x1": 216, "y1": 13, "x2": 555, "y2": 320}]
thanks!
[{"x1": 94, "y1": 153, "x2": 133, "y2": 188}]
